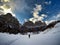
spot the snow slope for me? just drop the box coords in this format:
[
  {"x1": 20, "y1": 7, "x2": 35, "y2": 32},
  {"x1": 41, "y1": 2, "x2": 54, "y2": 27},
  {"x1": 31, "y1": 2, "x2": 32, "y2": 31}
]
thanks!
[{"x1": 0, "y1": 23, "x2": 60, "y2": 45}]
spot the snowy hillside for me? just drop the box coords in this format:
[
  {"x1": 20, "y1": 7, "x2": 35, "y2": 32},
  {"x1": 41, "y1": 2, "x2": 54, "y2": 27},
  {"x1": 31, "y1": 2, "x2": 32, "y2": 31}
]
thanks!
[{"x1": 0, "y1": 23, "x2": 60, "y2": 45}]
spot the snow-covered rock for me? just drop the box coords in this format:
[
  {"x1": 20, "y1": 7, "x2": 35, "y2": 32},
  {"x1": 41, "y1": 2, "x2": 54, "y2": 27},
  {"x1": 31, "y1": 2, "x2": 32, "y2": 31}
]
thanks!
[{"x1": 0, "y1": 23, "x2": 60, "y2": 45}]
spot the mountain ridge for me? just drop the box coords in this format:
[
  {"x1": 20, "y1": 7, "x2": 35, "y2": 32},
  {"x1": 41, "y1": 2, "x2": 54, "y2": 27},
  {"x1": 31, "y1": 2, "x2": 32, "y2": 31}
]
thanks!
[{"x1": 0, "y1": 13, "x2": 60, "y2": 34}]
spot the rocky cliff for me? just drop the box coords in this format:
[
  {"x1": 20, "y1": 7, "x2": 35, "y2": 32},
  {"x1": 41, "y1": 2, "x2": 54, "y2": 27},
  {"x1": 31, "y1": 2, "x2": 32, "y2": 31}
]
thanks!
[
  {"x1": 0, "y1": 13, "x2": 60, "y2": 34},
  {"x1": 0, "y1": 13, "x2": 21, "y2": 34}
]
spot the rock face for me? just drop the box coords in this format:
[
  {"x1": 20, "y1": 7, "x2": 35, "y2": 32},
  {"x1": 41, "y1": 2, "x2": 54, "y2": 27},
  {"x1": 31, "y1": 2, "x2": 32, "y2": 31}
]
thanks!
[
  {"x1": 22, "y1": 20, "x2": 47, "y2": 33},
  {"x1": 23, "y1": 21, "x2": 47, "y2": 28},
  {"x1": 44, "y1": 20, "x2": 60, "y2": 30},
  {"x1": 0, "y1": 13, "x2": 60, "y2": 35},
  {"x1": 0, "y1": 13, "x2": 20, "y2": 34},
  {"x1": 20, "y1": 20, "x2": 60, "y2": 34},
  {"x1": 35, "y1": 21, "x2": 46, "y2": 26},
  {"x1": 23, "y1": 21, "x2": 34, "y2": 28}
]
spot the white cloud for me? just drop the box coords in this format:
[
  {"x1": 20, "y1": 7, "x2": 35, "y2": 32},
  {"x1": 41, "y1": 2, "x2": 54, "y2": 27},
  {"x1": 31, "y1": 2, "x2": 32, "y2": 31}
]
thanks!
[
  {"x1": 24, "y1": 19, "x2": 28, "y2": 22},
  {"x1": 0, "y1": 0, "x2": 16, "y2": 17},
  {"x1": 10, "y1": 0, "x2": 29, "y2": 13},
  {"x1": 29, "y1": 14, "x2": 47, "y2": 23},
  {"x1": 55, "y1": 13, "x2": 60, "y2": 19},
  {"x1": 45, "y1": 13, "x2": 60, "y2": 25},
  {"x1": 50, "y1": 13, "x2": 60, "y2": 20},
  {"x1": 33, "y1": 4, "x2": 42, "y2": 18},
  {"x1": 45, "y1": 20, "x2": 56, "y2": 25},
  {"x1": 0, "y1": 0, "x2": 29, "y2": 17},
  {"x1": 29, "y1": 4, "x2": 47, "y2": 23},
  {"x1": 4, "y1": 0, "x2": 10, "y2": 2},
  {"x1": 45, "y1": 1, "x2": 51, "y2": 5},
  {"x1": 37, "y1": 14, "x2": 47, "y2": 21},
  {"x1": 41, "y1": 14, "x2": 47, "y2": 17}
]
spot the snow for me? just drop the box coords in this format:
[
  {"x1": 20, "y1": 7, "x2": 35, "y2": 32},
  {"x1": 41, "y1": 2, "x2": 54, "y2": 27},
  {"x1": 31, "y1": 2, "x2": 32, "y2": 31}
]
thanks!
[{"x1": 0, "y1": 23, "x2": 60, "y2": 45}]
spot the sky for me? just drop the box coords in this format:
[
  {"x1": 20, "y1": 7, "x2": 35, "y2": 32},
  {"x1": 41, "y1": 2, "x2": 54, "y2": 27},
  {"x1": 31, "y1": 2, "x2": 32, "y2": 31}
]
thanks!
[
  {"x1": 0, "y1": 0, "x2": 60, "y2": 24},
  {"x1": 0, "y1": 0, "x2": 60, "y2": 45}
]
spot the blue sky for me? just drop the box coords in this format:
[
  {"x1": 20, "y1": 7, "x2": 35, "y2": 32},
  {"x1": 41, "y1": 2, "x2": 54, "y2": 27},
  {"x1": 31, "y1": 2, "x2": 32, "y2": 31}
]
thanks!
[
  {"x1": 13, "y1": 0, "x2": 60, "y2": 24},
  {"x1": 0, "y1": 0, "x2": 60, "y2": 24}
]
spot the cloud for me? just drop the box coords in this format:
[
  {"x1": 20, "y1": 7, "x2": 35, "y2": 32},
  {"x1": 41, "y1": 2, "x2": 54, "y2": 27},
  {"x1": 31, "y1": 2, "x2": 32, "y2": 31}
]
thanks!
[
  {"x1": 45, "y1": 13, "x2": 60, "y2": 25},
  {"x1": 54, "y1": 13, "x2": 60, "y2": 19},
  {"x1": 29, "y1": 4, "x2": 47, "y2": 23},
  {"x1": 0, "y1": 0, "x2": 29, "y2": 17},
  {"x1": 10, "y1": 0, "x2": 29, "y2": 13},
  {"x1": 24, "y1": 19, "x2": 28, "y2": 22},
  {"x1": 51, "y1": 13, "x2": 60, "y2": 20},
  {"x1": 44, "y1": 1, "x2": 51, "y2": 5},
  {"x1": 29, "y1": 14, "x2": 47, "y2": 23},
  {"x1": 33, "y1": 4, "x2": 42, "y2": 18},
  {"x1": 0, "y1": 0, "x2": 10, "y2": 2},
  {"x1": 45, "y1": 20, "x2": 56, "y2": 25},
  {"x1": 0, "y1": 0, "x2": 16, "y2": 17},
  {"x1": 3, "y1": 0, "x2": 10, "y2": 2}
]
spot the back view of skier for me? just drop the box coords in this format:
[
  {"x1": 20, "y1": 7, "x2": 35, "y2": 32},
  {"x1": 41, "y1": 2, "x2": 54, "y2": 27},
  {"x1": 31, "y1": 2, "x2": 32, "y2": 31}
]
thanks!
[{"x1": 28, "y1": 34, "x2": 30, "y2": 38}]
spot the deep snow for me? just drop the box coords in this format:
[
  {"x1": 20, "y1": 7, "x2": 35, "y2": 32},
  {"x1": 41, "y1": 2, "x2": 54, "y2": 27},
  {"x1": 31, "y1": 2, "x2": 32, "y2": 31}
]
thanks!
[{"x1": 0, "y1": 23, "x2": 60, "y2": 45}]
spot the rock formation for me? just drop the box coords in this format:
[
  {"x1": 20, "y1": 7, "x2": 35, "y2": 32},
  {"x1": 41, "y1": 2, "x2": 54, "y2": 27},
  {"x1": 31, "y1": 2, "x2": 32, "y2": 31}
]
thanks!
[
  {"x1": 0, "y1": 13, "x2": 60, "y2": 34},
  {"x1": 0, "y1": 13, "x2": 21, "y2": 34}
]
